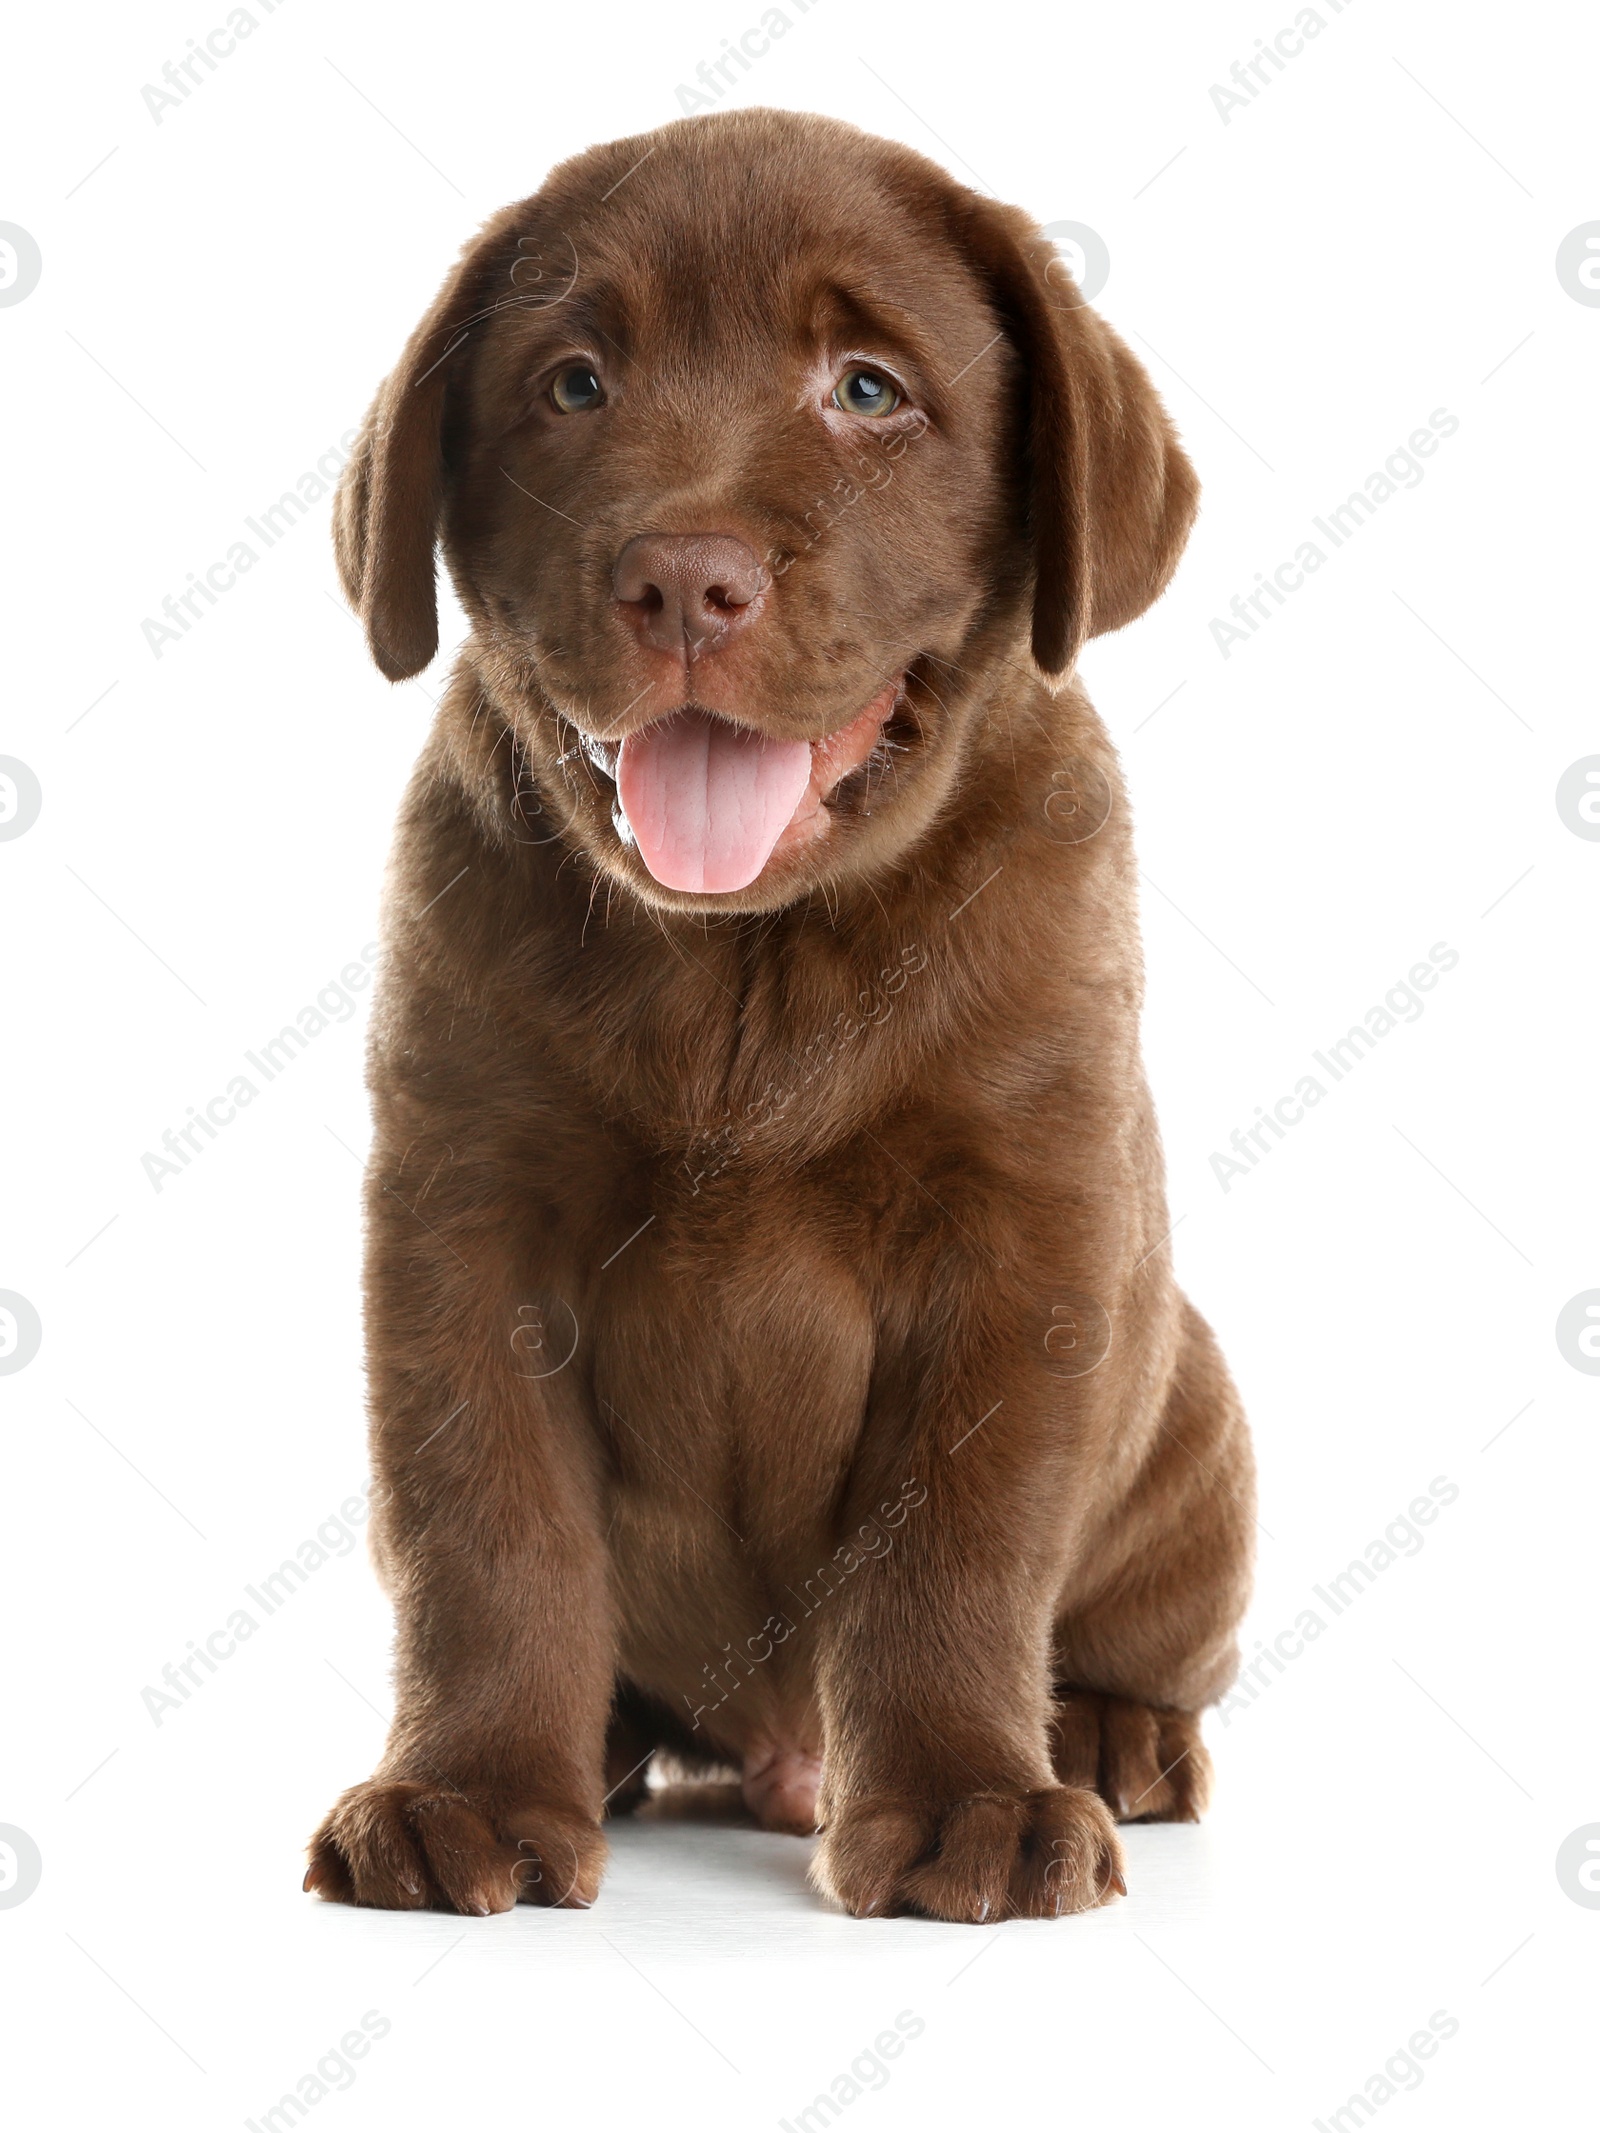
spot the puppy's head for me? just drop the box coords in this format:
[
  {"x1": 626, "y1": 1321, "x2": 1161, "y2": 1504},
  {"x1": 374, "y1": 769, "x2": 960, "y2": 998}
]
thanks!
[{"x1": 337, "y1": 111, "x2": 1196, "y2": 913}]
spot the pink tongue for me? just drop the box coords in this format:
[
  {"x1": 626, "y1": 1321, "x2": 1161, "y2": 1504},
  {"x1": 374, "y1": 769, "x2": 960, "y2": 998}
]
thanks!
[{"x1": 616, "y1": 711, "x2": 813, "y2": 893}]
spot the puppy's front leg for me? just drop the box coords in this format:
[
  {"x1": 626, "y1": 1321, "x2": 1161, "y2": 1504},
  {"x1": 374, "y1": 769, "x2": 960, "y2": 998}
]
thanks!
[
  {"x1": 307, "y1": 1179, "x2": 613, "y2": 1914},
  {"x1": 811, "y1": 1348, "x2": 1124, "y2": 1923}
]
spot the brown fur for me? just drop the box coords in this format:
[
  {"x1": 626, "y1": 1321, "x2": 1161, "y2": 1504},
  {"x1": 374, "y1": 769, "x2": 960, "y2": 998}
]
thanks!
[{"x1": 305, "y1": 108, "x2": 1254, "y2": 1924}]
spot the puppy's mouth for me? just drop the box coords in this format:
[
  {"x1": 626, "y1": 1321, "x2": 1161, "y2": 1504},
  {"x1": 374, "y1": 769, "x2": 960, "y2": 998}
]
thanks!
[{"x1": 581, "y1": 675, "x2": 905, "y2": 895}]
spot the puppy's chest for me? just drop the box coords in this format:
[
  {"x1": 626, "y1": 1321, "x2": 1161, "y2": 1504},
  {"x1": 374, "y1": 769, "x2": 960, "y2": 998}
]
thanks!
[
  {"x1": 590, "y1": 1178, "x2": 878, "y2": 1583},
  {"x1": 572, "y1": 924, "x2": 937, "y2": 1162}
]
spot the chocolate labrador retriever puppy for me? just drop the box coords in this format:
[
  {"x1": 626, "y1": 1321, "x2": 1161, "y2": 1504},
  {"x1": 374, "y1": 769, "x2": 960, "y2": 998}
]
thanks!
[{"x1": 306, "y1": 108, "x2": 1254, "y2": 1923}]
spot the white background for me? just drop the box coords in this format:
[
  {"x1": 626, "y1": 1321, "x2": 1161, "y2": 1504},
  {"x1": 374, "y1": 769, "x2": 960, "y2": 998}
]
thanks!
[{"x1": 2, "y1": 0, "x2": 1595, "y2": 2126}]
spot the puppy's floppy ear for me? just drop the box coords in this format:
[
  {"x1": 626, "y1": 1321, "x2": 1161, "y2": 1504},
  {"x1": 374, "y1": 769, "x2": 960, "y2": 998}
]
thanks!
[
  {"x1": 960, "y1": 199, "x2": 1199, "y2": 681},
  {"x1": 334, "y1": 217, "x2": 510, "y2": 682}
]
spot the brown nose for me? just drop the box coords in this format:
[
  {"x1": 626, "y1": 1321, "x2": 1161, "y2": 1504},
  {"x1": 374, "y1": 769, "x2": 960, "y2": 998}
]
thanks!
[{"x1": 612, "y1": 534, "x2": 766, "y2": 655}]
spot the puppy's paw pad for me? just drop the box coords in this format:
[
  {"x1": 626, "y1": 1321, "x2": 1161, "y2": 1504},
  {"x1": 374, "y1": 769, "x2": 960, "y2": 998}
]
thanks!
[
  {"x1": 306, "y1": 1780, "x2": 604, "y2": 1913},
  {"x1": 501, "y1": 1803, "x2": 608, "y2": 1908},
  {"x1": 812, "y1": 1784, "x2": 1123, "y2": 1922}
]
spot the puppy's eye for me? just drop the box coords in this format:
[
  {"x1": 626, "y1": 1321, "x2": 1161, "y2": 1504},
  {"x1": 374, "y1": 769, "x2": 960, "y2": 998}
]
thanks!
[
  {"x1": 832, "y1": 367, "x2": 901, "y2": 418},
  {"x1": 551, "y1": 365, "x2": 605, "y2": 413}
]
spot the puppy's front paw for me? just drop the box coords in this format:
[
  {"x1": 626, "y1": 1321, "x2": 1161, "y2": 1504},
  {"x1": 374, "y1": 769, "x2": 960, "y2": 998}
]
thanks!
[
  {"x1": 305, "y1": 1780, "x2": 605, "y2": 1914},
  {"x1": 811, "y1": 1784, "x2": 1124, "y2": 1922}
]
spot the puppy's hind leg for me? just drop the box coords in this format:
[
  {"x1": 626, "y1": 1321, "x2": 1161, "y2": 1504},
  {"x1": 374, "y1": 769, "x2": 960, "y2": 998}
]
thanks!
[
  {"x1": 1051, "y1": 1299, "x2": 1253, "y2": 1826},
  {"x1": 1049, "y1": 1691, "x2": 1211, "y2": 1823}
]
